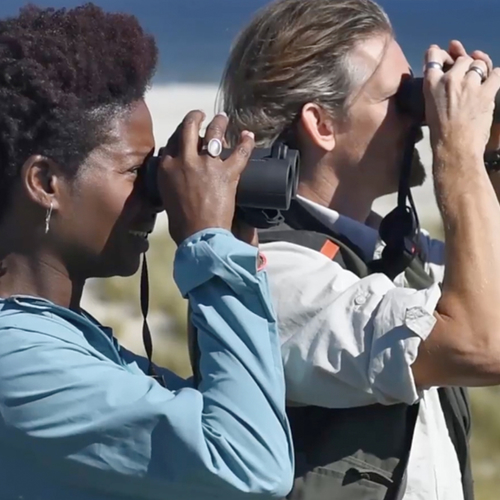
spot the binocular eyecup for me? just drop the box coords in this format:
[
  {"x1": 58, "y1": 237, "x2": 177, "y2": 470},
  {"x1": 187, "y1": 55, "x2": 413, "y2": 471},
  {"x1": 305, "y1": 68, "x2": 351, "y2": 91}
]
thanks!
[{"x1": 396, "y1": 76, "x2": 500, "y2": 124}]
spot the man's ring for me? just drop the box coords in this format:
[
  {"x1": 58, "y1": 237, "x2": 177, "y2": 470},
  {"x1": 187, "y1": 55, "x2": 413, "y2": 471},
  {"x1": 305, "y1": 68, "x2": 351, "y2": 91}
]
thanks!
[
  {"x1": 206, "y1": 138, "x2": 223, "y2": 158},
  {"x1": 467, "y1": 65, "x2": 486, "y2": 82},
  {"x1": 425, "y1": 61, "x2": 444, "y2": 72}
]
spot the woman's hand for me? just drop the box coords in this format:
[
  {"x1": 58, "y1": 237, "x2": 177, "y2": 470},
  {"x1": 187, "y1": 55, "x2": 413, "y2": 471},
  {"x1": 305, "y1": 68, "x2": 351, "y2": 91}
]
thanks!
[
  {"x1": 423, "y1": 44, "x2": 500, "y2": 159},
  {"x1": 157, "y1": 111, "x2": 255, "y2": 245},
  {"x1": 231, "y1": 216, "x2": 258, "y2": 247}
]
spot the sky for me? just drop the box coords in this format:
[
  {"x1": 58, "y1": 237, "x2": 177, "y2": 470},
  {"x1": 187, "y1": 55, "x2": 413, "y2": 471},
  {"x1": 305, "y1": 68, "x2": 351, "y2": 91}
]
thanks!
[{"x1": 0, "y1": 0, "x2": 499, "y2": 83}]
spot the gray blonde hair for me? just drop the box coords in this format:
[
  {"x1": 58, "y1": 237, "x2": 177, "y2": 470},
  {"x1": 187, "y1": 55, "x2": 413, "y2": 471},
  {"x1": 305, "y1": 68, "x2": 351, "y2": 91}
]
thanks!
[{"x1": 219, "y1": 0, "x2": 392, "y2": 147}]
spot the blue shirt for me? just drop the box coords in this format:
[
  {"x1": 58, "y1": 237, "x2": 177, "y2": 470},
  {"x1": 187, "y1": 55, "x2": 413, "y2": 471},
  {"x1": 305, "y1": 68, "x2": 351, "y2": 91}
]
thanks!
[{"x1": 0, "y1": 229, "x2": 294, "y2": 500}]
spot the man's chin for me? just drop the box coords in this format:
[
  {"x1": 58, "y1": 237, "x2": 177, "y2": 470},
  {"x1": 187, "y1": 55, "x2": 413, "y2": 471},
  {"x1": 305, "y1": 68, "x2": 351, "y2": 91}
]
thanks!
[
  {"x1": 409, "y1": 148, "x2": 427, "y2": 188},
  {"x1": 382, "y1": 149, "x2": 426, "y2": 197}
]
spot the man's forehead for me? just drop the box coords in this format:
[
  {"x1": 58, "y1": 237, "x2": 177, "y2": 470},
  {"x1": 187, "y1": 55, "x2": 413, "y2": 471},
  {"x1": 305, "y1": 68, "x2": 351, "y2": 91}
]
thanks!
[{"x1": 348, "y1": 35, "x2": 411, "y2": 90}]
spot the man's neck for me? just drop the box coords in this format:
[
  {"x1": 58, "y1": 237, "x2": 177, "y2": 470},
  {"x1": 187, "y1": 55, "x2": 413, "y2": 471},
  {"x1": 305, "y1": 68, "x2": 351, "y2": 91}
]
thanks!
[
  {"x1": 298, "y1": 174, "x2": 377, "y2": 224},
  {"x1": 0, "y1": 251, "x2": 84, "y2": 311}
]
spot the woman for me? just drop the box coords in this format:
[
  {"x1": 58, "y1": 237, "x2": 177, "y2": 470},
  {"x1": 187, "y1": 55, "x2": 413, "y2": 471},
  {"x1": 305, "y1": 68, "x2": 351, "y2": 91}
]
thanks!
[{"x1": 0, "y1": 4, "x2": 293, "y2": 500}]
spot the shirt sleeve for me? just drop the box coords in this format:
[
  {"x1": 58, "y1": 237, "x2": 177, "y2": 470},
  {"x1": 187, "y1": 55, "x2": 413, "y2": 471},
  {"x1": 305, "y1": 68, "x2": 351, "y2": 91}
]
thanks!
[
  {"x1": 0, "y1": 229, "x2": 293, "y2": 500},
  {"x1": 417, "y1": 228, "x2": 446, "y2": 283},
  {"x1": 119, "y1": 346, "x2": 195, "y2": 391},
  {"x1": 261, "y1": 240, "x2": 442, "y2": 409}
]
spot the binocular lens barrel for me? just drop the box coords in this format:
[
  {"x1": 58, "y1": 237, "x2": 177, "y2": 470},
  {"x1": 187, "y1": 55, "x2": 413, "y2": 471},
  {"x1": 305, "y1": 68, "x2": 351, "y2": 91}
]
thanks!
[
  {"x1": 396, "y1": 77, "x2": 500, "y2": 124},
  {"x1": 143, "y1": 141, "x2": 300, "y2": 212}
]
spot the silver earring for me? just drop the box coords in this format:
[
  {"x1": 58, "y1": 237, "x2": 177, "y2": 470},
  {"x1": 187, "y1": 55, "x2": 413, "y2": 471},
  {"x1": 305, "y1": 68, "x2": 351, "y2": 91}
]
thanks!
[{"x1": 45, "y1": 201, "x2": 53, "y2": 234}]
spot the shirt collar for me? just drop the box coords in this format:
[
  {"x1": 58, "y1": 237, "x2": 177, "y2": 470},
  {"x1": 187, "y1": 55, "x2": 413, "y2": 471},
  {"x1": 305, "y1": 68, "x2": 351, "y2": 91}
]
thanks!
[
  {"x1": 297, "y1": 195, "x2": 382, "y2": 261},
  {"x1": 0, "y1": 294, "x2": 113, "y2": 337}
]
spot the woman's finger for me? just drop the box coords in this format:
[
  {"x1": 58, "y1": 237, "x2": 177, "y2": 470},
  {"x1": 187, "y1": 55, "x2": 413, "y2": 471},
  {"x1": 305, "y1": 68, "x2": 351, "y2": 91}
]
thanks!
[
  {"x1": 180, "y1": 110, "x2": 206, "y2": 160},
  {"x1": 225, "y1": 130, "x2": 255, "y2": 175},
  {"x1": 203, "y1": 113, "x2": 228, "y2": 157}
]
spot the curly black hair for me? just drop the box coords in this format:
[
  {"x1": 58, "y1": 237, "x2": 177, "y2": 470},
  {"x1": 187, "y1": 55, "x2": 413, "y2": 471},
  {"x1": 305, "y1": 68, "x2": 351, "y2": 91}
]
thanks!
[{"x1": 0, "y1": 3, "x2": 158, "y2": 217}]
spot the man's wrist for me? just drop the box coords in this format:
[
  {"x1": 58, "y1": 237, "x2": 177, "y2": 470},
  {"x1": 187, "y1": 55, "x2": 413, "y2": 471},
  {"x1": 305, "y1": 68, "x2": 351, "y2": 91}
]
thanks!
[{"x1": 432, "y1": 146, "x2": 484, "y2": 176}]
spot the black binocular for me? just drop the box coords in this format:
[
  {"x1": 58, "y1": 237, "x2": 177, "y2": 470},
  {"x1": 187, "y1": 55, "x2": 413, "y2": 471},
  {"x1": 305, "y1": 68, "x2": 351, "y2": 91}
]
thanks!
[
  {"x1": 143, "y1": 140, "x2": 300, "y2": 225},
  {"x1": 143, "y1": 71, "x2": 500, "y2": 226},
  {"x1": 396, "y1": 76, "x2": 500, "y2": 124}
]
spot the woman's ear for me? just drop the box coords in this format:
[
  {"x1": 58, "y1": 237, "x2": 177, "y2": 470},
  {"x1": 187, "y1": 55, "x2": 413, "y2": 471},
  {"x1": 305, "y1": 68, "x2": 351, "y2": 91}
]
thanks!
[
  {"x1": 300, "y1": 103, "x2": 337, "y2": 152},
  {"x1": 20, "y1": 155, "x2": 62, "y2": 211}
]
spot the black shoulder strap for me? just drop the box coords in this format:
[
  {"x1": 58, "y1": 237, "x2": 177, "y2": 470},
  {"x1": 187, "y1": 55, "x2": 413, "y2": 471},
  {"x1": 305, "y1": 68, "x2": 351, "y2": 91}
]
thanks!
[
  {"x1": 261, "y1": 200, "x2": 433, "y2": 286},
  {"x1": 261, "y1": 228, "x2": 374, "y2": 282},
  {"x1": 260, "y1": 203, "x2": 371, "y2": 279},
  {"x1": 281, "y1": 201, "x2": 370, "y2": 273}
]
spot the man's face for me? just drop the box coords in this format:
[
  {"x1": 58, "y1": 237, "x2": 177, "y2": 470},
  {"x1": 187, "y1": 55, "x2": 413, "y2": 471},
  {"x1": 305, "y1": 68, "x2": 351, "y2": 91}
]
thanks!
[{"x1": 334, "y1": 34, "x2": 425, "y2": 196}]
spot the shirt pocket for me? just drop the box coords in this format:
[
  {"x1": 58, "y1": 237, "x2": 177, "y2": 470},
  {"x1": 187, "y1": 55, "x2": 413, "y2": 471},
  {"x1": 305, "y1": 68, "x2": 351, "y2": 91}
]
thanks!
[{"x1": 290, "y1": 455, "x2": 394, "y2": 500}]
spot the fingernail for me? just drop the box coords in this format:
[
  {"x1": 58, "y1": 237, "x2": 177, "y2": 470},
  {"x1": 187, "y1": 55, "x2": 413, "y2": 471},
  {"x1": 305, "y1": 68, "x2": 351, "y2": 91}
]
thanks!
[
  {"x1": 218, "y1": 111, "x2": 228, "y2": 117},
  {"x1": 243, "y1": 131, "x2": 255, "y2": 139}
]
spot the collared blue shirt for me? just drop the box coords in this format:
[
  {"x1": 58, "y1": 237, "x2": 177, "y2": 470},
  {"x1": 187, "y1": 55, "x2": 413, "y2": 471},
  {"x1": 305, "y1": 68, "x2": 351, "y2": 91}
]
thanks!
[{"x1": 0, "y1": 229, "x2": 294, "y2": 500}]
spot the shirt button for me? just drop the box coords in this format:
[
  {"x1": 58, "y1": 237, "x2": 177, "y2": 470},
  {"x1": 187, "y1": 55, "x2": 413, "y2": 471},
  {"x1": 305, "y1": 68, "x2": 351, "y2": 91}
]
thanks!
[{"x1": 354, "y1": 294, "x2": 367, "y2": 306}]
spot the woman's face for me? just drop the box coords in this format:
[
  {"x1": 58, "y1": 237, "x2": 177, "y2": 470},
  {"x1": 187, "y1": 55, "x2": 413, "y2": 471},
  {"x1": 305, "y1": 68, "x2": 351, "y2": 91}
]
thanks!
[{"x1": 53, "y1": 99, "x2": 158, "y2": 279}]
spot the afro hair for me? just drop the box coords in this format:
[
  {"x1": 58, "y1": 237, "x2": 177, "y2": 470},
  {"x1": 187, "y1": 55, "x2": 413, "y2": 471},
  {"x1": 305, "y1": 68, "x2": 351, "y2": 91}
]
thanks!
[{"x1": 0, "y1": 3, "x2": 158, "y2": 216}]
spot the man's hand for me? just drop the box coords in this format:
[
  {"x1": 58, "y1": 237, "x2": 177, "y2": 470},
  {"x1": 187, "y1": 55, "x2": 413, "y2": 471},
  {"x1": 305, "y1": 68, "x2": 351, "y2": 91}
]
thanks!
[
  {"x1": 448, "y1": 39, "x2": 493, "y2": 74},
  {"x1": 448, "y1": 40, "x2": 500, "y2": 155},
  {"x1": 424, "y1": 45, "x2": 498, "y2": 156}
]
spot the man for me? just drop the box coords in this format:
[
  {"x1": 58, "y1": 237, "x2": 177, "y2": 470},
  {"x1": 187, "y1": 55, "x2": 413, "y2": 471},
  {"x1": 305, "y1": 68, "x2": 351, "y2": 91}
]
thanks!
[{"x1": 220, "y1": 0, "x2": 500, "y2": 498}]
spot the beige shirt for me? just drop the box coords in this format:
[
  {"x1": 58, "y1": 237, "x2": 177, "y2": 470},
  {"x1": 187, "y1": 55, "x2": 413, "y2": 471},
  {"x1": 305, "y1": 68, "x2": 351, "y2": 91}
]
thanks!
[{"x1": 261, "y1": 196, "x2": 464, "y2": 500}]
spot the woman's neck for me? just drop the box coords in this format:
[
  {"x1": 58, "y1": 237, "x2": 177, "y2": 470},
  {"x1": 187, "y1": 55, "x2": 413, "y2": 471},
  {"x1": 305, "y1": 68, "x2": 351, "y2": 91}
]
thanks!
[{"x1": 0, "y1": 252, "x2": 84, "y2": 310}]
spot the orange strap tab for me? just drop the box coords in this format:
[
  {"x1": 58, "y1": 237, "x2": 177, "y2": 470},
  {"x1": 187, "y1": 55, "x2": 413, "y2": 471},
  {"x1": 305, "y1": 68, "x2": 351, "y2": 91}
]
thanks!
[
  {"x1": 257, "y1": 252, "x2": 268, "y2": 272},
  {"x1": 320, "y1": 240, "x2": 340, "y2": 260}
]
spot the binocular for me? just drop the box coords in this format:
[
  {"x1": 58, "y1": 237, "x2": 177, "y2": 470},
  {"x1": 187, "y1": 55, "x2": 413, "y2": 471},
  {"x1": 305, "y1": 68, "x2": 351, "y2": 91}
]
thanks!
[
  {"x1": 143, "y1": 70, "x2": 500, "y2": 225},
  {"x1": 396, "y1": 76, "x2": 500, "y2": 124},
  {"x1": 143, "y1": 140, "x2": 300, "y2": 223}
]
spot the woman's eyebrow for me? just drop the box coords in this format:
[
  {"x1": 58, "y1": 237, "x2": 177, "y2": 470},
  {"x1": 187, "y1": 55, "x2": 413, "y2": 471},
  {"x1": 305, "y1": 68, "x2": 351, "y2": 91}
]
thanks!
[{"x1": 123, "y1": 148, "x2": 155, "y2": 161}]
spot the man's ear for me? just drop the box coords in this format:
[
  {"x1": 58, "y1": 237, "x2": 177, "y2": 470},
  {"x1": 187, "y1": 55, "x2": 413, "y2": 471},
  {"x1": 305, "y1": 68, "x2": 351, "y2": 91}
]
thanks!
[
  {"x1": 20, "y1": 155, "x2": 63, "y2": 211},
  {"x1": 300, "y1": 103, "x2": 337, "y2": 152}
]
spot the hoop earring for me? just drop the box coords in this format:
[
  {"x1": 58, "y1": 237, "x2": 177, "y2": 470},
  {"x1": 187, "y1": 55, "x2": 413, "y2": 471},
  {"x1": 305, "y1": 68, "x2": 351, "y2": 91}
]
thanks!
[{"x1": 45, "y1": 201, "x2": 53, "y2": 234}]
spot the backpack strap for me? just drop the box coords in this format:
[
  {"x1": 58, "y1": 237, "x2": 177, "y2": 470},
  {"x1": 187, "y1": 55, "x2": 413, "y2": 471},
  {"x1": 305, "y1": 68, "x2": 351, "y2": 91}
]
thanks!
[
  {"x1": 260, "y1": 225, "x2": 370, "y2": 279},
  {"x1": 284, "y1": 199, "x2": 427, "y2": 280}
]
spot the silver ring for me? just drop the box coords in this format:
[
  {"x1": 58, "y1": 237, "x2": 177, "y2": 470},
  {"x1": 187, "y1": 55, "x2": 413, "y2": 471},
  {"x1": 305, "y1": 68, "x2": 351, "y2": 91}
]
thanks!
[
  {"x1": 467, "y1": 65, "x2": 486, "y2": 82},
  {"x1": 425, "y1": 61, "x2": 444, "y2": 72},
  {"x1": 206, "y1": 138, "x2": 223, "y2": 158}
]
